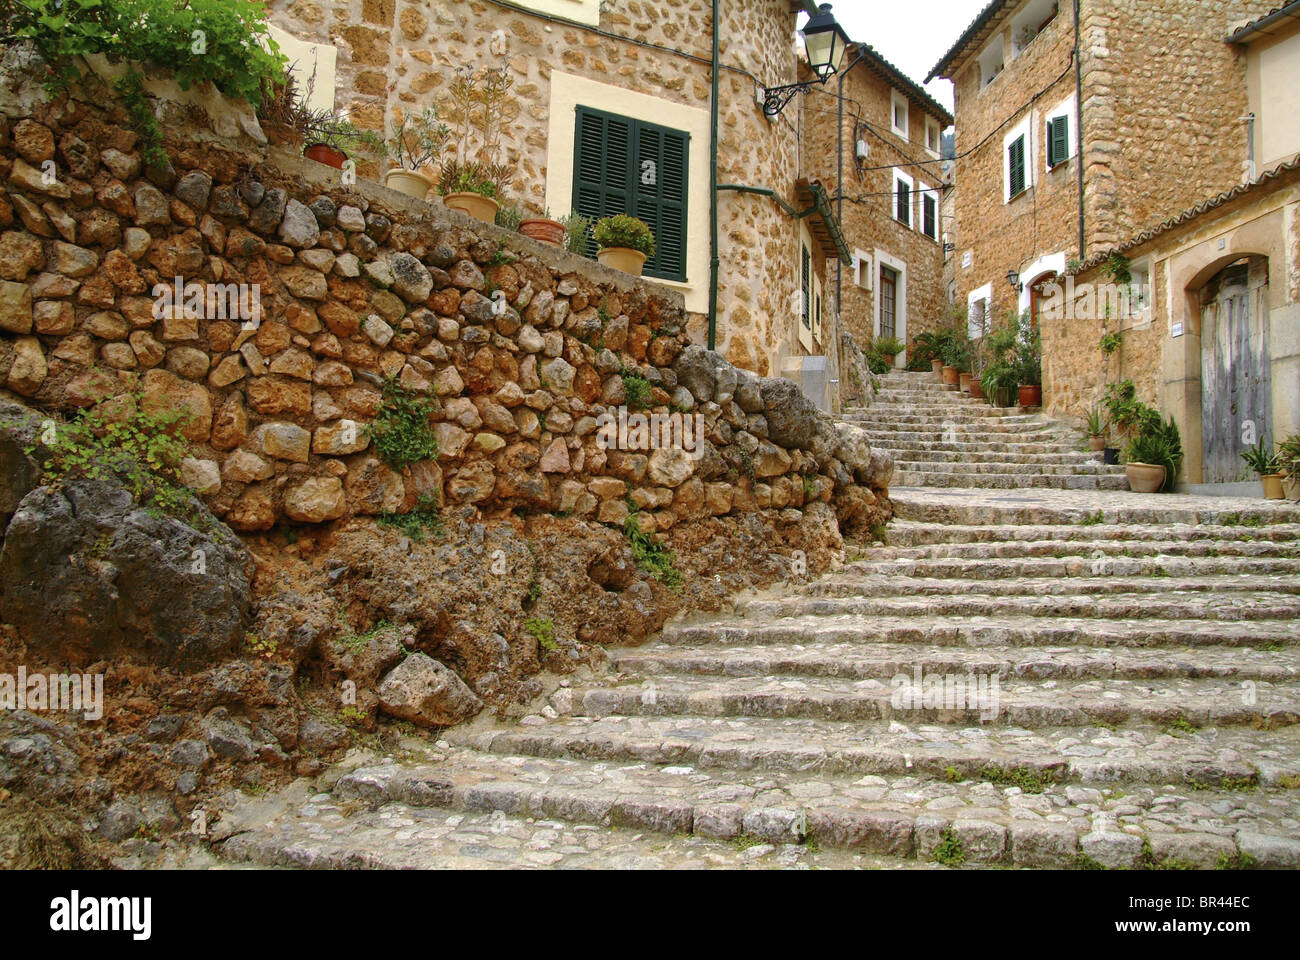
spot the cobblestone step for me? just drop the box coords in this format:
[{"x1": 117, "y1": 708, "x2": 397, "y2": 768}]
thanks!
[
  {"x1": 891, "y1": 488, "x2": 1300, "y2": 526},
  {"x1": 809, "y1": 573, "x2": 1300, "y2": 600},
  {"x1": 856, "y1": 537, "x2": 1300, "y2": 562},
  {"x1": 893, "y1": 471, "x2": 1133, "y2": 491},
  {"x1": 886, "y1": 449, "x2": 1105, "y2": 465},
  {"x1": 894, "y1": 460, "x2": 1126, "y2": 478},
  {"x1": 661, "y1": 612, "x2": 1300, "y2": 651},
  {"x1": 883, "y1": 521, "x2": 1300, "y2": 546}
]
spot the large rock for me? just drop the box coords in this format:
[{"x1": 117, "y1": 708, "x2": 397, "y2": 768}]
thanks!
[
  {"x1": 376, "y1": 654, "x2": 483, "y2": 727},
  {"x1": 759, "y1": 377, "x2": 820, "y2": 449},
  {"x1": 0, "y1": 399, "x2": 44, "y2": 526},
  {"x1": 673, "y1": 345, "x2": 716, "y2": 403},
  {"x1": 389, "y1": 252, "x2": 433, "y2": 303},
  {"x1": 0, "y1": 480, "x2": 253, "y2": 667}
]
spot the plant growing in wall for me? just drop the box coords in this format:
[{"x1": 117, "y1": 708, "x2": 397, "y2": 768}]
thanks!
[
  {"x1": 593, "y1": 214, "x2": 656, "y2": 277},
  {"x1": 367, "y1": 378, "x2": 439, "y2": 472}
]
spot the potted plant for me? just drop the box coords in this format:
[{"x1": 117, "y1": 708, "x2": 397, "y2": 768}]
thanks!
[
  {"x1": 1124, "y1": 416, "x2": 1182, "y2": 494},
  {"x1": 1102, "y1": 380, "x2": 1157, "y2": 466},
  {"x1": 1278, "y1": 434, "x2": 1300, "y2": 501},
  {"x1": 440, "y1": 66, "x2": 516, "y2": 221},
  {"x1": 1083, "y1": 404, "x2": 1108, "y2": 452},
  {"x1": 1241, "y1": 439, "x2": 1285, "y2": 500},
  {"x1": 981, "y1": 359, "x2": 1018, "y2": 408},
  {"x1": 939, "y1": 337, "x2": 967, "y2": 389},
  {"x1": 519, "y1": 207, "x2": 566, "y2": 245},
  {"x1": 1015, "y1": 311, "x2": 1042, "y2": 407},
  {"x1": 873, "y1": 336, "x2": 905, "y2": 366},
  {"x1": 593, "y1": 214, "x2": 656, "y2": 276},
  {"x1": 366, "y1": 106, "x2": 447, "y2": 199}
]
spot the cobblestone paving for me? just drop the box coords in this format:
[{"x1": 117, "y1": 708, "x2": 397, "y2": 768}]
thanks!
[{"x1": 205, "y1": 372, "x2": 1300, "y2": 870}]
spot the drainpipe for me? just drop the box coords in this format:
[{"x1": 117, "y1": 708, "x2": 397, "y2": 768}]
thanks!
[
  {"x1": 1074, "y1": 0, "x2": 1085, "y2": 259},
  {"x1": 707, "y1": 0, "x2": 721, "y2": 351},
  {"x1": 836, "y1": 59, "x2": 845, "y2": 343}
]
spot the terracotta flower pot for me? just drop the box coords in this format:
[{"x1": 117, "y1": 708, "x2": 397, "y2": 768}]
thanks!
[
  {"x1": 1126, "y1": 462, "x2": 1166, "y2": 494},
  {"x1": 958, "y1": 372, "x2": 973, "y2": 393},
  {"x1": 304, "y1": 143, "x2": 347, "y2": 169},
  {"x1": 968, "y1": 380, "x2": 985, "y2": 400},
  {"x1": 444, "y1": 192, "x2": 500, "y2": 222},
  {"x1": 941, "y1": 365, "x2": 959, "y2": 388},
  {"x1": 519, "y1": 218, "x2": 566, "y2": 246},
  {"x1": 1089, "y1": 435, "x2": 1107, "y2": 452},
  {"x1": 1261, "y1": 473, "x2": 1286, "y2": 500},
  {"x1": 597, "y1": 246, "x2": 647, "y2": 276},
  {"x1": 1283, "y1": 476, "x2": 1300, "y2": 501},
  {"x1": 1019, "y1": 384, "x2": 1042, "y2": 407},
  {"x1": 931, "y1": 359, "x2": 944, "y2": 377},
  {"x1": 385, "y1": 168, "x2": 433, "y2": 200}
]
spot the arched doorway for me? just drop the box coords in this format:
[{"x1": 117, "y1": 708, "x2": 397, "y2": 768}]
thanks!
[
  {"x1": 1198, "y1": 256, "x2": 1272, "y2": 483},
  {"x1": 1027, "y1": 271, "x2": 1058, "y2": 339}
]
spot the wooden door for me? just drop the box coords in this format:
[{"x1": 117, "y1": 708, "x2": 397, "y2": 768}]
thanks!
[
  {"x1": 880, "y1": 266, "x2": 897, "y2": 340},
  {"x1": 1200, "y1": 259, "x2": 1272, "y2": 483}
]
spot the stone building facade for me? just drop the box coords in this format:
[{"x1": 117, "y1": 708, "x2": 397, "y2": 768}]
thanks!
[
  {"x1": 264, "y1": 0, "x2": 854, "y2": 397},
  {"x1": 929, "y1": 0, "x2": 1277, "y2": 359},
  {"x1": 1054, "y1": 5, "x2": 1300, "y2": 488},
  {"x1": 800, "y1": 44, "x2": 953, "y2": 365}
]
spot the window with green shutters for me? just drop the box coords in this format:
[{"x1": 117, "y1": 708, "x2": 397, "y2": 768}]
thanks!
[
  {"x1": 1047, "y1": 115, "x2": 1070, "y2": 168},
  {"x1": 801, "y1": 243, "x2": 812, "y2": 330},
  {"x1": 572, "y1": 106, "x2": 689, "y2": 283},
  {"x1": 895, "y1": 177, "x2": 911, "y2": 226},
  {"x1": 1007, "y1": 135, "x2": 1026, "y2": 198}
]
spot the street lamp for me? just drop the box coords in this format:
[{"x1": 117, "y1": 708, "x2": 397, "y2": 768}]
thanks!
[
  {"x1": 1006, "y1": 269, "x2": 1022, "y2": 291},
  {"x1": 763, "y1": 3, "x2": 852, "y2": 117}
]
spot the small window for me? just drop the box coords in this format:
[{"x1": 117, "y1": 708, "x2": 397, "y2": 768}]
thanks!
[
  {"x1": 968, "y1": 297, "x2": 988, "y2": 340},
  {"x1": 921, "y1": 191, "x2": 939, "y2": 240},
  {"x1": 854, "y1": 252, "x2": 872, "y2": 289},
  {"x1": 894, "y1": 169, "x2": 913, "y2": 227},
  {"x1": 925, "y1": 118, "x2": 942, "y2": 157},
  {"x1": 890, "y1": 90, "x2": 910, "y2": 139},
  {"x1": 1047, "y1": 115, "x2": 1070, "y2": 168},
  {"x1": 1007, "y1": 135, "x2": 1026, "y2": 199}
]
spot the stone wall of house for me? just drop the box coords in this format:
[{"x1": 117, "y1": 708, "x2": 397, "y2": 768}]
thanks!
[
  {"x1": 0, "y1": 56, "x2": 892, "y2": 540},
  {"x1": 265, "y1": 0, "x2": 817, "y2": 381},
  {"x1": 948, "y1": 0, "x2": 1271, "y2": 324},
  {"x1": 801, "y1": 61, "x2": 947, "y2": 356}
]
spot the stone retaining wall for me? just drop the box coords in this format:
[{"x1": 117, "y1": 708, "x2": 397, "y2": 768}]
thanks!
[{"x1": 0, "y1": 55, "x2": 892, "y2": 538}]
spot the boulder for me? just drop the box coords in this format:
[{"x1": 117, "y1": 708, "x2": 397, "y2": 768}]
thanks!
[
  {"x1": 0, "y1": 480, "x2": 253, "y2": 667},
  {"x1": 0, "y1": 398, "x2": 45, "y2": 527},
  {"x1": 376, "y1": 654, "x2": 483, "y2": 727},
  {"x1": 759, "y1": 377, "x2": 820, "y2": 449}
]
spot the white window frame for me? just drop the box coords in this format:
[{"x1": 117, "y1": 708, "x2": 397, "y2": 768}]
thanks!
[
  {"x1": 874, "y1": 248, "x2": 908, "y2": 359},
  {"x1": 924, "y1": 117, "x2": 942, "y2": 159},
  {"x1": 1003, "y1": 115, "x2": 1034, "y2": 204},
  {"x1": 978, "y1": 37, "x2": 1005, "y2": 89},
  {"x1": 967, "y1": 282, "x2": 993, "y2": 341},
  {"x1": 1044, "y1": 94, "x2": 1077, "y2": 171},
  {"x1": 893, "y1": 168, "x2": 914, "y2": 228},
  {"x1": 511, "y1": 0, "x2": 601, "y2": 26},
  {"x1": 890, "y1": 89, "x2": 910, "y2": 140},
  {"x1": 918, "y1": 183, "x2": 940, "y2": 241},
  {"x1": 853, "y1": 249, "x2": 873, "y2": 290}
]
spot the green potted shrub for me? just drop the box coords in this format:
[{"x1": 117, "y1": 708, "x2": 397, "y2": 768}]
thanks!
[
  {"x1": 980, "y1": 359, "x2": 1017, "y2": 408},
  {"x1": 1124, "y1": 415, "x2": 1181, "y2": 494},
  {"x1": 1102, "y1": 380, "x2": 1157, "y2": 466},
  {"x1": 871, "y1": 336, "x2": 906, "y2": 370},
  {"x1": 1083, "y1": 404, "x2": 1108, "y2": 452},
  {"x1": 938, "y1": 337, "x2": 968, "y2": 389},
  {"x1": 1241, "y1": 439, "x2": 1285, "y2": 500},
  {"x1": 1277, "y1": 434, "x2": 1300, "y2": 501},
  {"x1": 559, "y1": 211, "x2": 593, "y2": 254},
  {"x1": 593, "y1": 214, "x2": 656, "y2": 276},
  {"x1": 1015, "y1": 311, "x2": 1042, "y2": 407}
]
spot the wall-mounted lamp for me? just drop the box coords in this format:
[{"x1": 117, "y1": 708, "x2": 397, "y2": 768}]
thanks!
[
  {"x1": 1006, "y1": 269, "x2": 1022, "y2": 291},
  {"x1": 763, "y1": 4, "x2": 852, "y2": 118}
]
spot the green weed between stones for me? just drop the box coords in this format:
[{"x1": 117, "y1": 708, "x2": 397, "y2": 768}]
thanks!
[
  {"x1": 619, "y1": 369, "x2": 653, "y2": 411},
  {"x1": 341, "y1": 619, "x2": 392, "y2": 654},
  {"x1": 368, "y1": 378, "x2": 439, "y2": 471},
  {"x1": 1163, "y1": 717, "x2": 1197, "y2": 736},
  {"x1": 524, "y1": 616, "x2": 557, "y2": 652},
  {"x1": 31, "y1": 393, "x2": 209, "y2": 528},
  {"x1": 933, "y1": 828, "x2": 964, "y2": 867},
  {"x1": 377, "y1": 493, "x2": 445, "y2": 541},
  {"x1": 977, "y1": 764, "x2": 1060, "y2": 794},
  {"x1": 1078, "y1": 510, "x2": 1105, "y2": 526},
  {"x1": 624, "y1": 503, "x2": 683, "y2": 591},
  {"x1": 1216, "y1": 851, "x2": 1258, "y2": 870},
  {"x1": 729, "y1": 834, "x2": 765, "y2": 852}
]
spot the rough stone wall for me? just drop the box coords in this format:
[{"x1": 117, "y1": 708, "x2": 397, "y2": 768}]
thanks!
[
  {"x1": 948, "y1": 0, "x2": 1271, "y2": 324},
  {"x1": 949, "y1": 7, "x2": 1079, "y2": 325},
  {"x1": 801, "y1": 62, "x2": 947, "y2": 354},
  {"x1": 265, "y1": 0, "x2": 814, "y2": 380},
  {"x1": 0, "y1": 57, "x2": 892, "y2": 541}
]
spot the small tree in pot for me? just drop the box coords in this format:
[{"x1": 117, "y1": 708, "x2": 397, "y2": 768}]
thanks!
[
  {"x1": 592, "y1": 214, "x2": 656, "y2": 276},
  {"x1": 368, "y1": 106, "x2": 448, "y2": 200},
  {"x1": 440, "y1": 66, "x2": 516, "y2": 221}
]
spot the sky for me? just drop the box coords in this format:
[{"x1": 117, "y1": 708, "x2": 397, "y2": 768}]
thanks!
[{"x1": 821, "y1": 0, "x2": 992, "y2": 114}]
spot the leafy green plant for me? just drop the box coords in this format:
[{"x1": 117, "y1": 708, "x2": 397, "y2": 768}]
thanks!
[
  {"x1": 367, "y1": 378, "x2": 438, "y2": 471},
  {"x1": 441, "y1": 64, "x2": 515, "y2": 198},
  {"x1": 1241, "y1": 438, "x2": 1279, "y2": 477},
  {"x1": 1099, "y1": 331, "x2": 1123, "y2": 356},
  {"x1": 1083, "y1": 404, "x2": 1107, "y2": 437},
  {"x1": 593, "y1": 214, "x2": 656, "y2": 257},
  {"x1": 560, "y1": 210, "x2": 593, "y2": 254},
  {"x1": 33, "y1": 393, "x2": 200, "y2": 522},
  {"x1": 495, "y1": 201, "x2": 523, "y2": 231},
  {"x1": 623, "y1": 504, "x2": 682, "y2": 590},
  {"x1": 933, "y1": 828, "x2": 964, "y2": 867},
  {"x1": 8, "y1": 0, "x2": 288, "y2": 160},
  {"x1": 524, "y1": 616, "x2": 557, "y2": 652},
  {"x1": 1013, "y1": 310, "x2": 1041, "y2": 386},
  {"x1": 620, "y1": 369, "x2": 653, "y2": 411},
  {"x1": 1102, "y1": 380, "x2": 1160, "y2": 443},
  {"x1": 366, "y1": 105, "x2": 447, "y2": 170},
  {"x1": 871, "y1": 336, "x2": 905, "y2": 359},
  {"x1": 437, "y1": 157, "x2": 500, "y2": 198},
  {"x1": 1274, "y1": 434, "x2": 1300, "y2": 483},
  {"x1": 1124, "y1": 416, "x2": 1183, "y2": 492},
  {"x1": 376, "y1": 493, "x2": 445, "y2": 541}
]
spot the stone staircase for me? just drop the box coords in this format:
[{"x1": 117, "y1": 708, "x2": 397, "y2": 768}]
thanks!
[
  {"x1": 845, "y1": 370, "x2": 1129, "y2": 490},
  {"x1": 214, "y1": 489, "x2": 1300, "y2": 870}
]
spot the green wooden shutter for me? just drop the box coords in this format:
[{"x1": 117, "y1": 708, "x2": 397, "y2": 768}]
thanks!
[
  {"x1": 924, "y1": 193, "x2": 937, "y2": 238},
  {"x1": 801, "y1": 244, "x2": 811, "y2": 329},
  {"x1": 573, "y1": 106, "x2": 689, "y2": 282},
  {"x1": 896, "y1": 179, "x2": 911, "y2": 225},
  {"x1": 1008, "y1": 136, "x2": 1025, "y2": 197},
  {"x1": 1048, "y1": 116, "x2": 1069, "y2": 167}
]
